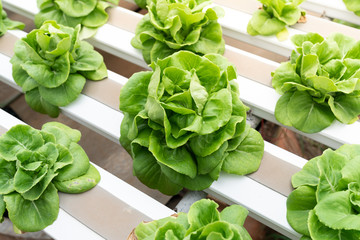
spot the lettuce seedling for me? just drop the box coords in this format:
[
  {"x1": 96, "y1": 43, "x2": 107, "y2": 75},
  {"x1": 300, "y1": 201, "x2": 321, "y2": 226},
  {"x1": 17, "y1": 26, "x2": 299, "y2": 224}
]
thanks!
[
  {"x1": 35, "y1": 0, "x2": 119, "y2": 39},
  {"x1": 272, "y1": 32, "x2": 360, "y2": 133},
  {"x1": 247, "y1": 0, "x2": 306, "y2": 37},
  {"x1": 120, "y1": 51, "x2": 264, "y2": 195},
  {"x1": 131, "y1": 0, "x2": 225, "y2": 64},
  {"x1": 343, "y1": 0, "x2": 360, "y2": 16},
  {"x1": 0, "y1": 122, "x2": 100, "y2": 233},
  {"x1": 134, "y1": 199, "x2": 252, "y2": 239},
  {"x1": 0, "y1": 0, "x2": 25, "y2": 36},
  {"x1": 287, "y1": 144, "x2": 360, "y2": 239},
  {"x1": 11, "y1": 20, "x2": 107, "y2": 117}
]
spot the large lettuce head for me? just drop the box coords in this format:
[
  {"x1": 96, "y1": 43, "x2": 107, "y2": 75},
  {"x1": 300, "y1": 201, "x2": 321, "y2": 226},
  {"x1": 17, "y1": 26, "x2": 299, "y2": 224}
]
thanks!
[
  {"x1": 131, "y1": 0, "x2": 225, "y2": 64},
  {"x1": 120, "y1": 51, "x2": 264, "y2": 195},
  {"x1": 287, "y1": 144, "x2": 360, "y2": 239},
  {"x1": 0, "y1": 122, "x2": 100, "y2": 232},
  {"x1": 134, "y1": 199, "x2": 252, "y2": 239},
  {"x1": 0, "y1": 1, "x2": 25, "y2": 36},
  {"x1": 272, "y1": 32, "x2": 360, "y2": 133},
  {"x1": 343, "y1": 0, "x2": 360, "y2": 16},
  {"x1": 35, "y1": 0, "x2": 119, "y2": 39},
  {"x1": 10, "y1": 20, "x2": 107, "y2": 117},
  {"x1": 247, "y1": 0, "x2": 306, "y2": 36}
]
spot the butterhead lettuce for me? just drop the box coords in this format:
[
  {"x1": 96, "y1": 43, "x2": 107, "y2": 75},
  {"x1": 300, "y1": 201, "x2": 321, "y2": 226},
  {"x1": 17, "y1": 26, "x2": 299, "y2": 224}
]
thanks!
[
  {"x1": 120, "y1": 51, "x2": 264, "y2": 195},
  {"x1": 35, "y1": 0, "x2": 119, "y2": 39},
  {"x1": 272, "y1": 32, "x2": 360, "y2": 133},
  {"x1": 287, "y1": 144, "x2": 360, "y2": 239},
  {"x1": 131, "y1": 0, "x2": 225, "y2": 64},
  {"x1": 134, "y1": 199, "x2": 252, "y2": 240},
  {"x1": 247, "y1": 0, "x2": 306, "y2": 37},
  {"x1": 0, "y1": 122, "x2": 100, "y2": 232},
  {"x1": 11, "y1": 20, "x2": 107, "y2": 117},
  {"x1": 0, "y1": 0, "x2": 25, "y2": 36}
]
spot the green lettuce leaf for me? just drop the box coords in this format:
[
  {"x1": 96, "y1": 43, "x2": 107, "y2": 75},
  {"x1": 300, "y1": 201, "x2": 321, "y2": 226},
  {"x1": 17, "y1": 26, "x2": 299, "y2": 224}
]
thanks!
[
  {"x1": 0, "y1": 158, "x2": 16, "y2": 194},
  {"x1": 54, "y1": 164, "x2": 100, "y2": 193},
  {"x1": 315, "y1": 191, "x2": 360, "y2": 230},
  {"x1": 4, "y1": 183, "x2": 59, "y2": 232},
  {"x1": 308, "y1": 209, "x2": 360, "y2": 240}
]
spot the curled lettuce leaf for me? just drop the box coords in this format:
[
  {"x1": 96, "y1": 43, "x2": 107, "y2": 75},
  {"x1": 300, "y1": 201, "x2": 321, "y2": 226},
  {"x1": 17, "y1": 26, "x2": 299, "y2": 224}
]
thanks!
[
  {"x1": 272, "y1": 32, "x2": 360, "y2": 133},
  {"x1": 35, "y1": 0, "x2": 119, "y2": 39},
  {"x1": 120, "y1": 51, "x2": 264, "y2": 195},
  {"x1": 0, "y1": 122, "x2": 100, "y2": 232},
  {"x1": 247, "y1": 0, "x2": 306, "y2": 37},
  {"x1": 131, "y1": 0, "x2": 225, "y2": 64},
  {"x1": 287, "y1": 144, "x2": 360, "y2": 239},
  {"x1": 343, "y1": 0, "x2": 360, "y2": 16},
  {"x1": 134, "y1": 199, "x2": 252, "y2": 240},
  {"x1": 0, "y1": 0, "x2": 25, "y2": 36},
  {"x1": 11, "y1": 20, "x2": 107, "y2": 117}
]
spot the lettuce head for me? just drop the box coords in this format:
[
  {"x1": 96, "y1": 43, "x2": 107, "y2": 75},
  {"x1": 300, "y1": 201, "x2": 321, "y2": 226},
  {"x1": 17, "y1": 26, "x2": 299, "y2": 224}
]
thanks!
[
  {"x1": 287, "y1": 144, "x2": 360, "y2": 239},
  {"x1": 131, "y1": 0, "x2": 225, "y2": 64},
  {"x1": 11, "y1": 20, "x2": 107, "y2": 117},
  {"x1": 120, "y1": 51, "x2": 264, "y2": 195},
  {"x1": 0, "y1": 122, "x2": 100, "y2": 232},
  {"x1": 272, "y1": 32, "x2": 360, "y2": 133},
  {"x1": 247, "y1": 0, "x2": 306, "y2": 37}
]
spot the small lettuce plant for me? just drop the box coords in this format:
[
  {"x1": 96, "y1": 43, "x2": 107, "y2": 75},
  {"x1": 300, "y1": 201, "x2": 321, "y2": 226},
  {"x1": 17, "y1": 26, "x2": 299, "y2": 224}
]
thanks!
[
  {"x1": 0, "y1": 0, "x2": 25, "y2": 36},
  {"x1": 272, "y1": 33, "x2": 360, "y2": 133},
  {"x1": 0, "y1": 122, "x2": 100, "y2": 233},
  {"x1": 134, "y1": 199, "x2": 252, "y2": 239},
  {"x1": 131, "y1": 0, "x2": 225, "y2": 64},
  {"x1": 247, "y1": 0, "x2": 306, "y2": 37},
  {"x1": 35, "y1": 0, "x2": 120, "y2": 39},
  {"x1": 287, "y1": 144, "x2": 360, "y2": 239},
  {"x1": 343, "y1": 0, "x2": 360, "y2": 16},
  {"x1": 120, "y1": 51, "x2": 264, "y2": 195},
  {"x1": 11, "y1": 20, "x2": 107, "y2": 117}
]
